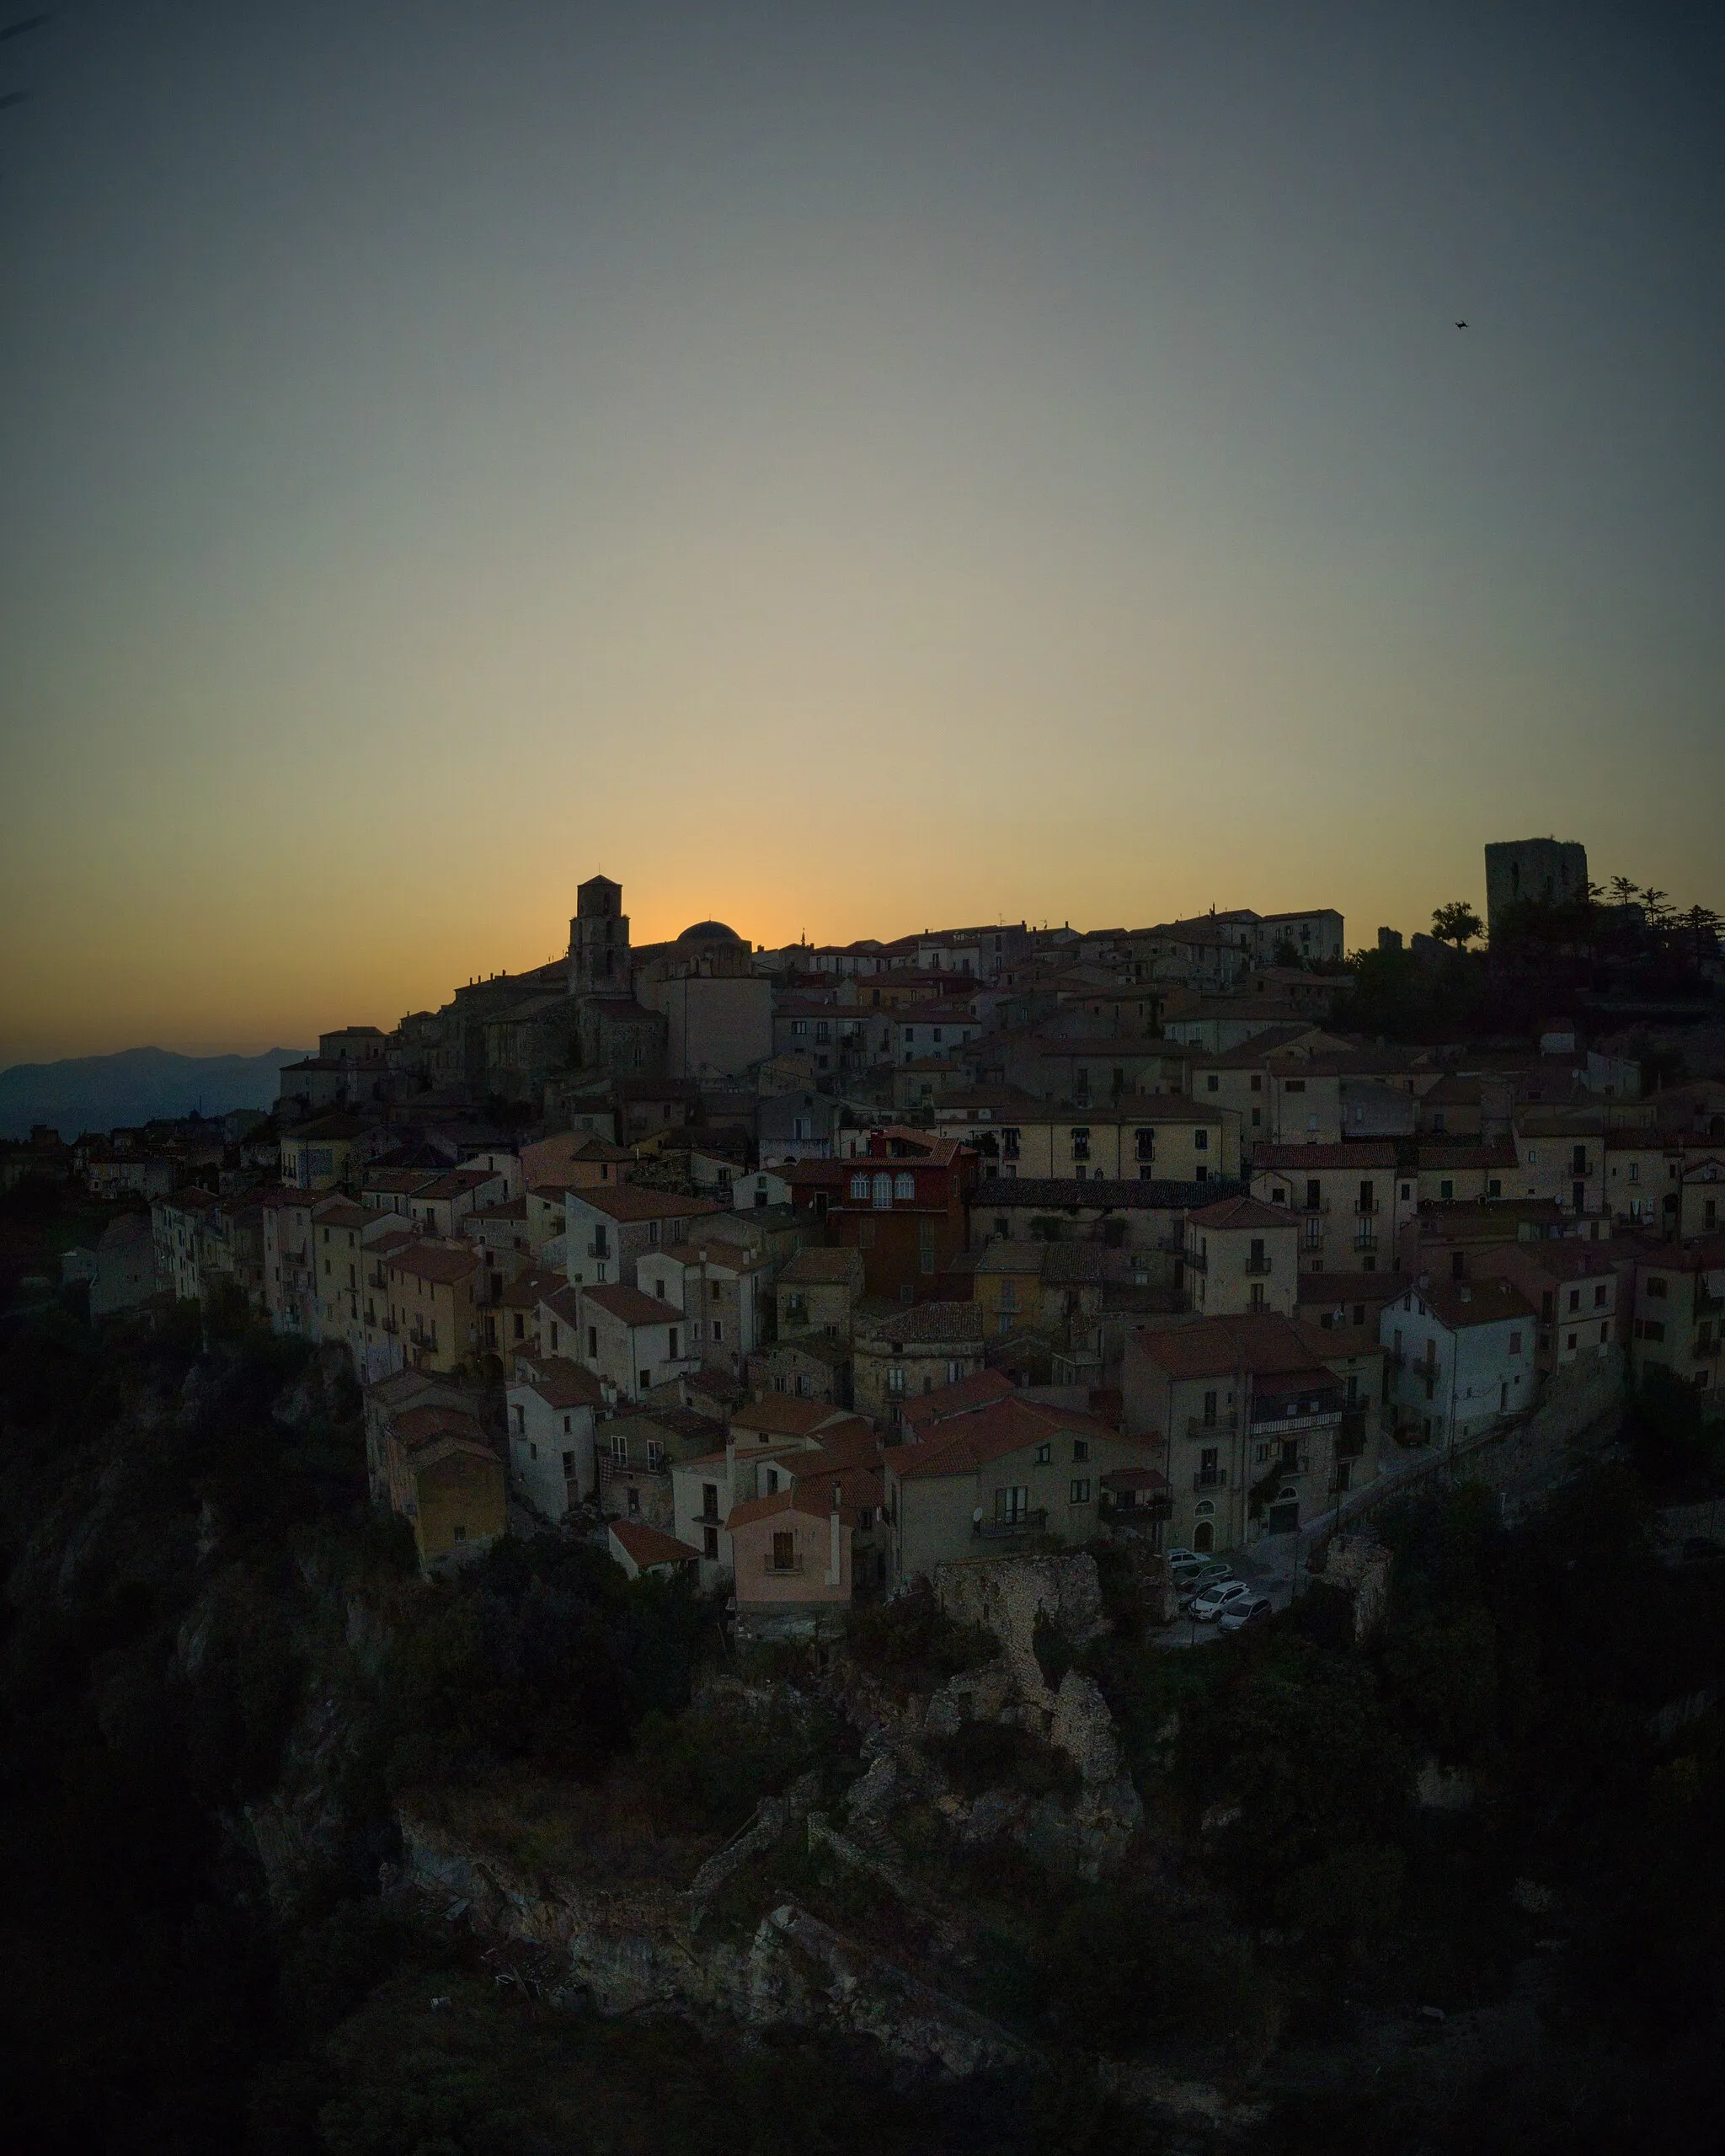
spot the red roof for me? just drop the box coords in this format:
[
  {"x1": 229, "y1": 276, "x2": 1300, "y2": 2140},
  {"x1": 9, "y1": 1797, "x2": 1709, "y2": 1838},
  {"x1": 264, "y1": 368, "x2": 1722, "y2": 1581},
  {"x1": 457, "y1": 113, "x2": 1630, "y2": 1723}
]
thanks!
[
  {"x1": 609, "y1": 1520, "x2": 700, "y2": 1569},
  {"x1": 900, "y1": 1367, "x2": 1016, "y2": 1432},
  {"x1": 584, "y1": 1283, "x2": 682, "y2": 1327},
  {"x1": 893, "y1": 1397, "x2": 1130, "y2": 1481}
]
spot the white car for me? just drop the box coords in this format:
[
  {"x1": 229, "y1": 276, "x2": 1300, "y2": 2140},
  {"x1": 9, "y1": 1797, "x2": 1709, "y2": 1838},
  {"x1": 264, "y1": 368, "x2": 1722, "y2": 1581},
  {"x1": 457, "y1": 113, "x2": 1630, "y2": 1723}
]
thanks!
[
  {"x1": 1164, "y1": 1546, "x2": 1199, "y2": 1569},
  {"x1": 1190, "y1": 1579, "x2": 1254, "y2": 1622},
  {"x1": 1217, "y1": 1595, "x2": 1274, "y2": 1632}
]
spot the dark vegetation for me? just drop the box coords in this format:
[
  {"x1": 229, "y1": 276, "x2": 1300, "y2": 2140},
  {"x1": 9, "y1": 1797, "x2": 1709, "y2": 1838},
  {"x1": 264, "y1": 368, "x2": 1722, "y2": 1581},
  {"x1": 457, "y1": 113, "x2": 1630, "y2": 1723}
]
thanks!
[
  {"x1": 3, "y1": 1178, "x2": 1725, "y2": 2150},
  {"x1": 1340, "y1": 881, "x2": 1721, "y2": 1046}
]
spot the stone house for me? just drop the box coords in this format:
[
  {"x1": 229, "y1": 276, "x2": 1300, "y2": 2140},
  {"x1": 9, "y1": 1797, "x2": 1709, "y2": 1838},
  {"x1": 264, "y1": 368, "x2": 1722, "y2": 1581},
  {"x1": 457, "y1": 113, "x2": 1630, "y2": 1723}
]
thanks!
[
  {"x1": 1249, "y1": 1142, "x2": 1413, "y2": 1275},
  {"x1": 1124, "y1": 1313, "x2": 1371, "y2": 1554},
  {"x1": 506, "y1": 1356, "x2": 606, "y2": 1517},
  {"x1": 1380, "y1": 1276, "x2": 1537, "y2": 1452},
  {"x1": 852, "y1": 1301, "x2": 986, "y2": 1426},
  {"x1": 747, "y1": 1335, "x2": 851, "y2": 1406},
  {"x1": 563, "y1": 1185, "x2": 726, "y2": 1290},
  {"x1": 635, "y1": 1237, "x2": 767, "y2": 1377},
  {"x1": 598, "y1": 1404, "x2": 726, "y2": 1529},
  {"x1": 379, "y1": 1242, "x2": 481, "y2": 1377},
  {"x1": 884, "y1": 1397, "x2": 1157, "y2": 1584},
  {"x1": 1184, "y1": 1195, "x2": 1299, "y2": 1318},
  {"x1": 1628, "y1": 1241, "x2": 1725, "y2": 1410},
  {"x1": 775, "y1": 1246, "x2": 865, "y2": 1340},
  {"x1": 730, "y1": 1463, "x2": 885, "y2": 1643},
  {"x1": 376, "y1": 1397, "x2": 505, "y2": 1575},
  {"x1": 578, "y1": 1282, "x2": 697, "y2": 1403}
]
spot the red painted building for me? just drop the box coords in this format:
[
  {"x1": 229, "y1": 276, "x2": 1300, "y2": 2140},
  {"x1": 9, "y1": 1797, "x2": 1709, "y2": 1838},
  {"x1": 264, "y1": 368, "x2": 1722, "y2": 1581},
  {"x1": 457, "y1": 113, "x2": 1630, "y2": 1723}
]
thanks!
[{"x1": 787, "y1": 1130, "x2": 980, "y2": 1302}]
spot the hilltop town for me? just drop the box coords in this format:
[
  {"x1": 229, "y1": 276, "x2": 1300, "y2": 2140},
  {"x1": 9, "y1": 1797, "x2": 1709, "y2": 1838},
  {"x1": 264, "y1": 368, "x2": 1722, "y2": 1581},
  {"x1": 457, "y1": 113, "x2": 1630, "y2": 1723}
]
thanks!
[{"x1": 8, "y1": 837, "x2": 1724, "y2": 1606}]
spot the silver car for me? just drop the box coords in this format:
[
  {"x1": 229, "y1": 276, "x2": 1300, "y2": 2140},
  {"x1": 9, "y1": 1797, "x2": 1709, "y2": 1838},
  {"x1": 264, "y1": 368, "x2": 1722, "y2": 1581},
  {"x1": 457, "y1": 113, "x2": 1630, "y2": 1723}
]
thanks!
[{"x1": 1217, "y1": 1595, "x2": 1274, "y2": 1632}]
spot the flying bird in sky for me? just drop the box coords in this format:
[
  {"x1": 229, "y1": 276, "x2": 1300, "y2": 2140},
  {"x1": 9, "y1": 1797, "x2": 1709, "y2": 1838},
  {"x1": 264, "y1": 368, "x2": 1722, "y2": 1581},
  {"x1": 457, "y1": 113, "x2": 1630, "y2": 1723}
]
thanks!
[
  {"x1": 1455, "y1": 320, "x2": 1468, "y2": 328},
  {"x1": 0, "y1": 14, "x2": 52, "y2": 40},
  {"x1": 0, "y1": 87, "x2": 30, "y2": 109}
]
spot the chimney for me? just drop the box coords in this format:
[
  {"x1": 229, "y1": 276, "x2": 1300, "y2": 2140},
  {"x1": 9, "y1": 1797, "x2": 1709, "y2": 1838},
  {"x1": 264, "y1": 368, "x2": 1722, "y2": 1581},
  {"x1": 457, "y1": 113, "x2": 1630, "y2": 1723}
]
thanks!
[{"x1": 826, "y1": 1481, "x2": 843, "y2": 1587}]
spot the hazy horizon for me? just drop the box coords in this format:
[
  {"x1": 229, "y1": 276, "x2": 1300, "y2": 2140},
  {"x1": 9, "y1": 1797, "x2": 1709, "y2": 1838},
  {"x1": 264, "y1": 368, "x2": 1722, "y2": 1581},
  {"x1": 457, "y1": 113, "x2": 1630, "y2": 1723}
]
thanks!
[{"x1": 3, "y1": 2, "x2": 1721, "y2": 1063}]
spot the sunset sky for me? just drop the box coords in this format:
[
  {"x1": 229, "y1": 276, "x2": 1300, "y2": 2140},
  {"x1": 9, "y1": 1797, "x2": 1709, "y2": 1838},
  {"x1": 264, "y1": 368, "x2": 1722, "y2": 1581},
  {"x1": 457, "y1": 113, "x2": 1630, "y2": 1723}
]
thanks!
[{"x1": 1, "y1": 2, "x2": 1721, "y2": 1062}]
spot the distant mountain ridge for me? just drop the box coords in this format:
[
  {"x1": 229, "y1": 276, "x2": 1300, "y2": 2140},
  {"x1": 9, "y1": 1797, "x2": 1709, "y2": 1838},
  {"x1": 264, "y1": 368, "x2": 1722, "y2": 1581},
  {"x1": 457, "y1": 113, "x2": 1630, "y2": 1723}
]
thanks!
[{"x1": 0, "y1": 1046, "x2": 310, "y2": 1141}]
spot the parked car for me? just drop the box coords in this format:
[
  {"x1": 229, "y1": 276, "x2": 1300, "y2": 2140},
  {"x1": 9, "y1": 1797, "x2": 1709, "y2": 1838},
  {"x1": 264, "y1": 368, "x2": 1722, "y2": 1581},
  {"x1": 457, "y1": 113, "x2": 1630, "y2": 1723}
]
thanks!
[
  {"x1": 1176, "y1": 1561, "x2": 1234, "y2": 1605},
  {"x1": 1190, "y1": 1579, "x2": 1254, "y2": 1621},
  {"x1": 1217, "y1": 1595, "x2": 1274, "y2": 1631},
  {"x1": 1164, "y1": 1546, "x2": 1199, "y2": 1570}
]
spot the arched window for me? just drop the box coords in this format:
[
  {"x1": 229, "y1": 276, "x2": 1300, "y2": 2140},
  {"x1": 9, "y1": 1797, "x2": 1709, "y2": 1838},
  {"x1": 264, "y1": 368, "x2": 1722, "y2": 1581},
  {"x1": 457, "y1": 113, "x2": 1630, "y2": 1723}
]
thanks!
[
  {"x1": 849, "y1": 1173, "x2": 869, "y2": 1200},
  {"x1": 894, "y1": 1171, "x2": 915, "y2": 1201},
  {"x1": 872, "y1": 1173, "x2": 894, "y2": 1209}
]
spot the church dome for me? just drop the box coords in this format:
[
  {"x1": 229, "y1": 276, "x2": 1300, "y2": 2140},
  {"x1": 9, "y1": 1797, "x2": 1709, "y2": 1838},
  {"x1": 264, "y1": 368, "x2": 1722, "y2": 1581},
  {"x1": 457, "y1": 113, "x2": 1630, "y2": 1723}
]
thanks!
[{"x1": 677, "y1": 920, "x2": 744, "y2": 944}]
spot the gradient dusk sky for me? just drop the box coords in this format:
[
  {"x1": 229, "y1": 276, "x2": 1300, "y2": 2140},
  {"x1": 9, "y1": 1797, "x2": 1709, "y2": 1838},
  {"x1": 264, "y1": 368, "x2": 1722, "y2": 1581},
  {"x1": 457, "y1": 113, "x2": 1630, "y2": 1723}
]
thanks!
[{"x1": 1, "y1": 2, "x2": 1721, "y2": 1062}]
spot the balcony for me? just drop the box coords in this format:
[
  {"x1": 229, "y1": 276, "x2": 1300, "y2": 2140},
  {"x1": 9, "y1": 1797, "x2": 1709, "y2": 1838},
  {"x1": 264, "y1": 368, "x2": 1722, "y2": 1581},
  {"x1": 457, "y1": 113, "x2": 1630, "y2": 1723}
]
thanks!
[
  {"x1": 1193, "y1": 1468, "x2": 1228, "y2": 1490},
  {"x1": 1300, "y1": 1198, "x2": 1331, "y2": 1215},
  {"x1": 1186, "y1": 1414, "x2": 1237, "y2": 1440},
  {"x1": 974, "y1": 1510, "x2": 1049, "y2": 1538},
  {"x1": 763, "y1": 1554, "x2": 805, "y2": 1576},
  {"x1": 1251, "y1": 1405, "x2": 1343, "y2": 1435},
  {"x1": 1354, "y1": 1199, "x2": 1379, "y2": 1217},
  {"x1": 1353, "y1": 1228, "x2": 1379, "y2": 1252},
  {"x1": 1244, "y1": 1257, "x2": 1272, "y2": 1276},
  {"x1": 1183, "y1": 1247, "x2": 1207, "y2": 1273}
]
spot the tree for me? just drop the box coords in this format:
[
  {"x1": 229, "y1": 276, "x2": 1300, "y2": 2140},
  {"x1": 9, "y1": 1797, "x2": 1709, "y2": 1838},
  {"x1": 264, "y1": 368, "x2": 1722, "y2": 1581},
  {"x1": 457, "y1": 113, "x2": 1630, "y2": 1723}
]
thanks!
[
  {"x1": 1608, "y1": 875, "x2": 1641, "y2": 911},
  {"x1": 1682, "y1": 902, "x2": 1722, "y2": 966},
  {"x1": 1430, "y1": 900, "x2": 1482, "y2": 949}
]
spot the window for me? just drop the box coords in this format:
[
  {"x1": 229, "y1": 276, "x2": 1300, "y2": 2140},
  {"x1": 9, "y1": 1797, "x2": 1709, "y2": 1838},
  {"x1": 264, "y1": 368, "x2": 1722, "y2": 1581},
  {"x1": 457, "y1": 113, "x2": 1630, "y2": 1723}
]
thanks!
[
  {"x1": 873, "y1": 1173, "x2": 893, "y2": 1209},
  {"x1": 1194, "y1": 1129, "x2": 1208, "y2": 1151},
  {"x1": 703, "y1": 1524, "x2": 719, "y2": 1559},
  {"x1": 1401, "y1": 1182, "x2": 1412, "y2": 1201},
  {"x1": 1070, "y1": 1479, "x2": 1092, "y2": 1504},
  {"x1": 1305, "y1": 1180, "x2": 1322, "y2": 1211},
  {"x1": 1206, "y1": 1074, "x2": 1220, "y2": 1093},
  {"x1": 514, "y1": 1404, "x2": 526, "y2": 1434},
  {"x1": 886, "y1": 1366, "x2": 905, "y2": 1395},
  {"x1": 995, "y1": 1485, "x2": 1030, "y2": 1523},
  {"x1": 1594, "y1": 1284, "x2": 1607, "y2": 1307},
  {"x1": 1034, "y1": 1442, "x2": 1051, "y2": 1464},
  {"x1": 1641, "y1": 1319, "x2": 1666, "y2": 1343},
  {"x1": 849, "y1": 1173, "x2": 869, "y2": 1200},
  {"x1": 1203, "y1": 1389, "x2": 1219, "y2": 1428},
  {"x1": 1284, "y1": 1078, "x2": 1306, "y2": 1094},
  {"x1": 713, "y1": 1319, "x2": 724, "y2": 1342},
  {"x1": 895, "y1": 1171, "x2": 915, "y2": 1201},
  {"x1": 588, "y1": 1325, "x2": 598, "y2": 1358},
  {"x1": 611, "y1": 1432, "x2": 628, "y2": 1462},
  {"x1": 1509, "y1": 1331, "x2": 1522, "y2": 1355},
  {"x1": 627, "y1": 1487, "x2": 640, "y2": 1516},
  {"x1": 1648, "y1": 1276, "x2": 1668, "y2": 1297}
]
